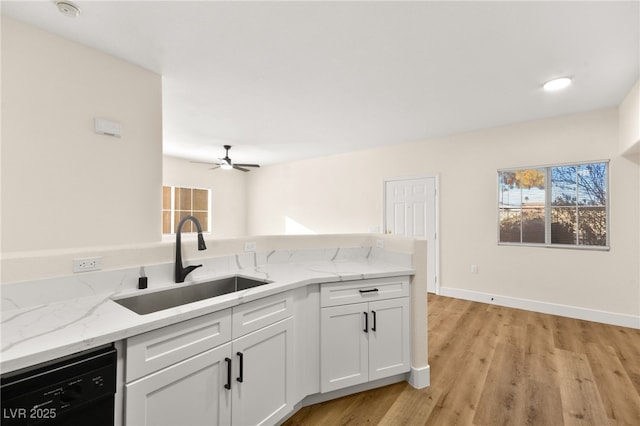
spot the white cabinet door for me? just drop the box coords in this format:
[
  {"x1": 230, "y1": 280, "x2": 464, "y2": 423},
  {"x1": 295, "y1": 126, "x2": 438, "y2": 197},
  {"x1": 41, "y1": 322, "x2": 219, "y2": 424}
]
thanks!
[
  {"x1": 320, "y1": 303, "x2": 368, "y2": 393},
  {"x1": 320, "y1": 296, "x2": 411, "y2": 393},
  {"x1": 125, "y1": 343, "x2": 232, "y2": 426},
  {"x1": 368, "y1": 298, "x2": 410, "y2": 381},
  {"x1": 231, "y1": 318, "x2": 294, "y2": 426}
]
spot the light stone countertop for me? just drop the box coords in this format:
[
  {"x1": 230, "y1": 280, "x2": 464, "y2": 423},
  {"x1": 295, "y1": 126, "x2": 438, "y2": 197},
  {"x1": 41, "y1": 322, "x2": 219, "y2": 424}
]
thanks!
[{"x1": 1, "y1": 250, "x2": 413, "y2": 374}]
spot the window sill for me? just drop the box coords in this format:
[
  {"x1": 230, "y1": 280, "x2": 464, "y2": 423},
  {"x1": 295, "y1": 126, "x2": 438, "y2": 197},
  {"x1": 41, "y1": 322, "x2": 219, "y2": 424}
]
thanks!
[{"x1": 498, "y1": 242, "x2": 610, "y2": 251}]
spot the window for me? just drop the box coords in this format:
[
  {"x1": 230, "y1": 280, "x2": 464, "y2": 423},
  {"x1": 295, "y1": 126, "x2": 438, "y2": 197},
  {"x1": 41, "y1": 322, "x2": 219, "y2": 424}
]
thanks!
[
  {"x1": 498, "y1": 161, "x2": 608, "y2": 248},
  {"x1": 162, "y1": 186, "x2": 210, "y2": 234}
]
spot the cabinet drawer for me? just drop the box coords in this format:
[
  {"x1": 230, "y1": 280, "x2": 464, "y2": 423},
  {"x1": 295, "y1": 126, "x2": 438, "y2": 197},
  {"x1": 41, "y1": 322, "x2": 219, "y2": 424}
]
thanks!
[
  {"x1": 320, "y1": 276, "x2": 410, "y2": 307},
  {"x1": 232, "y1": 291, "x2": 294, "y2": 339},
  {"x1": 126, "y1": 308, "x2": 232, "y2": 382}
]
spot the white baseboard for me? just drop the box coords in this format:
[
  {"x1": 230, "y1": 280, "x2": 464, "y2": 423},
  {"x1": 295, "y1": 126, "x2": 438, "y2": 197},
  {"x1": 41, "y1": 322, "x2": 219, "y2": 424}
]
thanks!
[
  {"x1": 438, "y1": 287, "x2": 640, "y2": 329},
  {"x1": 408, "y1": 365, "x2": 430, "y2": 389}
]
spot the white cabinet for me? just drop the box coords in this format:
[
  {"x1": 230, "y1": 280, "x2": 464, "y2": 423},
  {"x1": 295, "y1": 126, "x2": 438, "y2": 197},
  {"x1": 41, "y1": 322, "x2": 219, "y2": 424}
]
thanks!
[
  {"x1": 229, "y1": 291, "x2": 295, "y2": 425},
  {"x1": 368, "y1": 298, "x2": 411, "y2": 381},
  {"x1": 125, "y1": 343, "x2": 232, "y2": 426},
  {"x1": 123, "y1": 277, "x2": 410, "y2": 424},
  {"x1": 320, "y1": 277, "x2": 411, "y2": 393},
  {"x1": 231, "y1": 317, "x2": 293, "y2": 426},
  {"x1": 231, "y1": 291, "x2": 294, "y2": 339},
  {"x1": 320, "y1": 276, "x2": 410, "y2": 307},
  {"x1": 124, "y1": 293, "x2": 294, "y2": 426},
  {"x1": 320, "y1": 302, "x2": 369, "y2": 391},
  {"x1": 126, "y1": 309, "x2": 232, "y2": 383}
]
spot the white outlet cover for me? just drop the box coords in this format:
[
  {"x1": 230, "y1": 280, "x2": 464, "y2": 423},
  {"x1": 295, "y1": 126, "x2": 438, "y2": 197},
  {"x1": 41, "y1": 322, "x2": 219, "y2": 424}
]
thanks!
[
  {"x1": 244, "y1": 242, "x2": 256, "y2": 252},
  {"x1": 73, "y1": 257, "x2": 102, "y2": 273}
]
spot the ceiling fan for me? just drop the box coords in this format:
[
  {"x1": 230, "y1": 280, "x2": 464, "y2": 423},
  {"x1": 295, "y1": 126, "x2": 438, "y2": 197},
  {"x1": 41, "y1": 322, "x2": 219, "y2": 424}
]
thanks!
[{"x1": 192, "y1": 145, "x2": 260, "y2": 172}]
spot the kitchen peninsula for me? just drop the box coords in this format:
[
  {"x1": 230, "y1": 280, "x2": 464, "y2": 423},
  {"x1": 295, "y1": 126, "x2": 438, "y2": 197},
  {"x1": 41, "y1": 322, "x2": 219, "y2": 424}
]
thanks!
[{"x1": 1, "y1": 234, "x2": 429, "y2": 426}]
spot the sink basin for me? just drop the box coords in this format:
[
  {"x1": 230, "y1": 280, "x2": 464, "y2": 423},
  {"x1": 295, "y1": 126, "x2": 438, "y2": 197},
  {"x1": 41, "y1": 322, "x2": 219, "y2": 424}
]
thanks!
[{"x1": 114, "y1": 276, "x2": 271, "y2": 315}]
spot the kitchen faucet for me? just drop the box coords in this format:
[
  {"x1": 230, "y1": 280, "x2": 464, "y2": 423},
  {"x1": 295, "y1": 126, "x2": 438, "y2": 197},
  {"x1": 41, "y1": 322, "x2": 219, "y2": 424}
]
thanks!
[{"x1": 175, "y1": 215, "x2": 207, "y2": 283}]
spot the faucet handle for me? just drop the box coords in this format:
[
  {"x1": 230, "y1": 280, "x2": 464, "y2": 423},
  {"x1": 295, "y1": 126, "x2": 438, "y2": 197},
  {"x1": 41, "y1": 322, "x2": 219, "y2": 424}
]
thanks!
[{"x1": 183, "y1": 264, "x2": 203, "y2": 277}]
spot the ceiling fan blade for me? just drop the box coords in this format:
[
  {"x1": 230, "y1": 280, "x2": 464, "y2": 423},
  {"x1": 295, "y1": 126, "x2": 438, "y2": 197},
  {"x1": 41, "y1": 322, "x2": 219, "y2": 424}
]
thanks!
[
  {"x1": 192, "y1": 146, "x2": 258, "y2": 172},
  {"x1": 191, "y1": 160, "x2": 222, "y2": 166},
  {"x1": 233, "y1": 163, "x2": 260, "y2": 168}
]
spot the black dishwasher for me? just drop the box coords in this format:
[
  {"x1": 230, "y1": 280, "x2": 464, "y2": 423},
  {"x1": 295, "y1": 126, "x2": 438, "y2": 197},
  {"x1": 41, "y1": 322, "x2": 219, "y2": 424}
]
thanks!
[{"x1": 1, "y1": 344, "x2": 117, "y2": 426}]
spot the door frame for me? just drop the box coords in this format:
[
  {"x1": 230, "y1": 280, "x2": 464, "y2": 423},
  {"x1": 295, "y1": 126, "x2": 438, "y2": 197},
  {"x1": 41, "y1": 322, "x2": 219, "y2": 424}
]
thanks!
[{"x1": 382, "y1": 174, "x2": 440, "y2": 294}]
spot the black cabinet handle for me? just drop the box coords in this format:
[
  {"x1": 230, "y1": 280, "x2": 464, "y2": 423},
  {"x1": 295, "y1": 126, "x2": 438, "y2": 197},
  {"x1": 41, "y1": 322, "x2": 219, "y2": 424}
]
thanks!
[
  {"x1": 224, "y1": 357, "x2": 232, "y2": 390},
  {"x1": 363, "y1": 312, "x2": 368, "y2": 333},
  {"x1": 236, "y1": 352, "x2": 244, "y2": 383},
  {"x1": 359, "y1": 288, "x2": 379, "y2": 294},
  {"x1": 371, "y1": 310, "x2": 377, "y2": 331}
]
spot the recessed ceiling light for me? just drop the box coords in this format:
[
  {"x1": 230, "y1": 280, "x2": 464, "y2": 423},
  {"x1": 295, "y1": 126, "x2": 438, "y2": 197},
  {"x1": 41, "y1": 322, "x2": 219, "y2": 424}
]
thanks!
[
  {"x1": 543, "y1": 77, "x2": 572, "y2": 92},
  {"x1": 56, "y1": 1, "x2": 81, "y2": 18}
]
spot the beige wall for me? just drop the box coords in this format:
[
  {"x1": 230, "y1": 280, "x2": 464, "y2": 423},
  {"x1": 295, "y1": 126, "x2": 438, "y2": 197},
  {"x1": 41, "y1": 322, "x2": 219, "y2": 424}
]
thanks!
[
  {"x1": 248, "y1": 108, "x2": 640, "y2": 318},
  {"x1": 619, "y1": 79, "x2": 640, "y2": 155},
  {"x1": 618, "y1": 80, "x2": 640, "y2": 325},
  {"x1": 247, "y1": 150, "x2": 383, "y2": 235},
  {"x1": 1, "y1": 17, "x2": 162, "y2": 253},
  {"x1": 163, "y1": 156, "x2": 247, "y2": 238}
]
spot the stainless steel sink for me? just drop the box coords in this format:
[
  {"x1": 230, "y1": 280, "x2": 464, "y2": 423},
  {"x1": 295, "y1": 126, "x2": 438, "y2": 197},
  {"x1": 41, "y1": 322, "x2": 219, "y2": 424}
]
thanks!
[{"x1": 114, "y1": 276, "x2": 271, "y2": 315}]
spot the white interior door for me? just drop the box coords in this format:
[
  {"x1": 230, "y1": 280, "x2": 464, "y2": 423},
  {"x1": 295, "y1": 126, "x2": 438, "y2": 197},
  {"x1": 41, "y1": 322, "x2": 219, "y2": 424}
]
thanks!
[{"x1": 384, "y1": 176, "x2": 438, "y2": 293}]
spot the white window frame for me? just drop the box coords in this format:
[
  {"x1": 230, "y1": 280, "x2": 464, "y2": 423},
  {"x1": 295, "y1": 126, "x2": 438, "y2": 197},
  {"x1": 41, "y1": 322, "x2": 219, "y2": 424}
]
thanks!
[{"x1": 497, "y1": 160, "x2": 610, "y2": 250}]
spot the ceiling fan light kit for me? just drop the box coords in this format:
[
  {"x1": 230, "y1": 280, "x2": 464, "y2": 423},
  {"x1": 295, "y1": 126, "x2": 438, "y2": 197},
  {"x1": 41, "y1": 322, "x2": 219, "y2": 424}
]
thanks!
[{"x1": 191, "y1": 145, "x2": 260, "y2": 172}]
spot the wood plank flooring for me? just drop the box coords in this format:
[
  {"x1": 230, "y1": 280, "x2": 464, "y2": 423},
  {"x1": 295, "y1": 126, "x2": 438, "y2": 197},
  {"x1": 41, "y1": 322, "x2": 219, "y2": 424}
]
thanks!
[{"x1": 283, "y1": 294, "x2": 640, "y2": 426}]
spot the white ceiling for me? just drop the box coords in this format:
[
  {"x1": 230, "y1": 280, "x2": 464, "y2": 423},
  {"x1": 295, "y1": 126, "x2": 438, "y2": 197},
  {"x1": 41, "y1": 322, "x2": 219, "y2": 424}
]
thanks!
[{"x1": 2, "y1": 1, "x2": 639, "y2": 166}]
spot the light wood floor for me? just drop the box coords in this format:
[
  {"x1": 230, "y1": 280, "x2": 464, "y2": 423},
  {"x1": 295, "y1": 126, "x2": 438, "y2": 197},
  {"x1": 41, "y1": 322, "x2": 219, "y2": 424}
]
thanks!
[{"x1": 283, "y1": 294, "x2": 640, "y2": 425}]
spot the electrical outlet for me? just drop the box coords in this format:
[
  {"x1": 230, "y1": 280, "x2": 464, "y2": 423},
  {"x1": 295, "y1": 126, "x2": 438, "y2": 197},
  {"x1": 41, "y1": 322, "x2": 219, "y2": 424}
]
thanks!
[
  {"x1": 375, "y1": 239, "x2": 384, "y2": 248},
  {"x1": 471, "y1": 264, "x2": 478, "y2": 274},
  {"x1": 73, "y1": 257, "x2": 102, "y2": 273},
  {"x1": 244, "y1": 242, "x2": 256, "y2": 252}
]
